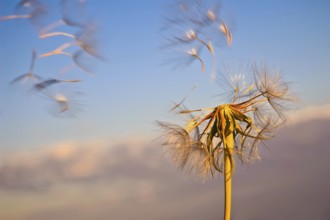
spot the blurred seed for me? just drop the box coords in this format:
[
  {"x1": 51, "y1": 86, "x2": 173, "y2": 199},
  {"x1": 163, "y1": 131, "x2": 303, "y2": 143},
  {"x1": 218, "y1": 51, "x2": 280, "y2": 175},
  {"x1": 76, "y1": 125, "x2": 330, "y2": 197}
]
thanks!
[
  {"x1": 34, "y1": 78, "x2": 81, "y2": 91},
  {"x1": 188, "y1": 48, "x2": 205, "y2": 72},
  {"x1": 219, "y1": 22, "x2": 232, "y2": 46},
  {"x1": 39, "y1": 31, "x2": 76, "y2": 39},
  {"x1": 39, "y1": 42, "x2": 76, "y2": 57},
  {"x1": 54, "y1": 93, "x2": 69, "y2": 112},
  {"x1": 10, "y1": 49, "x2": 42, "y2": 85},
  {"x1": 0, "y1": 14, "x2": 31, "y2": 21}
]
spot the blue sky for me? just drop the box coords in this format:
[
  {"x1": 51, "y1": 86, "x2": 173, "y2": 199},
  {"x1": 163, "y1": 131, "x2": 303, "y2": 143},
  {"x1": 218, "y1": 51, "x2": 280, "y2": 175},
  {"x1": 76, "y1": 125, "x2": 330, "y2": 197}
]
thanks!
[
  {"x1": 1, "y1": 1, "x2": 330, "y2": 220},
  {"x1": 0, "y1": 0, "x2": 330, "y2": 150}
]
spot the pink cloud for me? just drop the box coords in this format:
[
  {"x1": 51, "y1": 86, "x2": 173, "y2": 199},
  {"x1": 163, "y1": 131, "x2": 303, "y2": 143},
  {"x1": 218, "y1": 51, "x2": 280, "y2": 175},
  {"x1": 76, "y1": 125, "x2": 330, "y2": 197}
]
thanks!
[
  {"x1": 288, "y1": 103, "x2": 330, "y2": 125},
  {"x1": 0, "y1": 109, "x2": 330, "y2": 220}
]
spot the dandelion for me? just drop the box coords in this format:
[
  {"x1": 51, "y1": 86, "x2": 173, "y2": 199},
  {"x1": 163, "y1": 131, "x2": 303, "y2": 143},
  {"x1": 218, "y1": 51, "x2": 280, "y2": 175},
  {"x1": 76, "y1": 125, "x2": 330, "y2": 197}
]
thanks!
[{"x1": 158, "y1": 63, "x2": 296, "y2": 220}]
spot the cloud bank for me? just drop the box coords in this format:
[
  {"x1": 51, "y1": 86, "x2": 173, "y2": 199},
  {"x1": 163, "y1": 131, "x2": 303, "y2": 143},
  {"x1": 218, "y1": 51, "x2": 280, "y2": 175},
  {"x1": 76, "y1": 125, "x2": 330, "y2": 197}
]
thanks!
[{"x1": 1, "y1": 104, "x2": 330, "y2": 220}]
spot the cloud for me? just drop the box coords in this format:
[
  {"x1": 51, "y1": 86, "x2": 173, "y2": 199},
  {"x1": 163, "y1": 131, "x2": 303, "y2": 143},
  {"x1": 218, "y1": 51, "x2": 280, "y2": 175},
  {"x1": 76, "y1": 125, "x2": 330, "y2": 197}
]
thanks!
[
  {"x1": 287, "y1": 103, "x2": 330, "y2": 125},
  {"x1": 0, "y1": 139, "x2": 161, "y2": 190}
]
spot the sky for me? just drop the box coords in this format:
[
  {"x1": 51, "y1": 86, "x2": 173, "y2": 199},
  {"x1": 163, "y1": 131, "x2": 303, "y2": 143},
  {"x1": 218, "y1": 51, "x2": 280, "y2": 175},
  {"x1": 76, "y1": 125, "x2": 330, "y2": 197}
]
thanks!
[
  {"x1": 0, "y1": 0, "x2": 329, "y2": 149},
  {"x1": 0, "y1": 0, "x2": 330, "y2": 219}
]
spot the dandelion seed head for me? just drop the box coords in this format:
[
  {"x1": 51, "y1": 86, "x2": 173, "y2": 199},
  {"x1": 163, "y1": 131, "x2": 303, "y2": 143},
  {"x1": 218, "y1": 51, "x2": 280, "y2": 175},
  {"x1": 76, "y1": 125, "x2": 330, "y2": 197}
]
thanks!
[{"x1": 159, "y1": 63, "x2": 296, "y2": 178}]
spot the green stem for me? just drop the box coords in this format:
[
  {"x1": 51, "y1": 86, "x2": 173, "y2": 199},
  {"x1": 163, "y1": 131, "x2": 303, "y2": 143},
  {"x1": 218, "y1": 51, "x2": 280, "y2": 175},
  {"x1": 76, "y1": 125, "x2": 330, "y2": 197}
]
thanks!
[{"x1": 224, "y1": 132, "x2": 234, "y2": 220}]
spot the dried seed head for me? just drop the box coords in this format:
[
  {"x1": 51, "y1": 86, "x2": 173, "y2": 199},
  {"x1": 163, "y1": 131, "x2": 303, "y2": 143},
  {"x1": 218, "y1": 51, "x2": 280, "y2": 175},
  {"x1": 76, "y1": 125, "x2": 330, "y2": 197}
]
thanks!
[{"x1": 159, "y1": 63, "x2": 296, "y2": 178}]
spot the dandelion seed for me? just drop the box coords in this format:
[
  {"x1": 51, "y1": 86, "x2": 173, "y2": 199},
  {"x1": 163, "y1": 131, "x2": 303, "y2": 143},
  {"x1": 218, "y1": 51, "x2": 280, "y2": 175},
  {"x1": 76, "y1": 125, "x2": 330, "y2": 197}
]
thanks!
[
  {"x1": 219, "y1": 22, "x2": 232, "y2": 46},
  {"x1": 37, "y1": 90, "x2": 85, "y2": 117},
  {"x1": 207, "y1": 10, "x2": 217, "y2": 21},
  {"x1": 39, "y1": 24, "x2": 105, "y2": 61},
  {"x1": 188, "y1": 48, "x2": 205, "y2": 72},
  {"x1": 162, "y1": 0, "x2": 229, "y2": 73},
  {"x1": 10, "y1": 49, "x2": 42, "y2": 85},
  {"x1": 253, "y1": 64, "x2": 297, "y2": 120},
  {"x1": 39, "y1": 17, "x2": 85, "y2": 36},
  {"x1": 72, "y1": 50, "x2": 94, "y2": 74},
  {"x1": 54, "y1": 93, "x2": 69, "y2": 112},
  {"x1": 39, "y1": 42, "x2": 76, "y2": 57},
  {"x1": 186, "y1": 29, "x2": 197, "y2": 41},
  {"x1": 71, "y1": 24, "x2": 106, "y2": 60},
  {"x1": 0, "y1": 14, "x2": 30, "y2": 21},
  {"x1": 193, "y1": 0, "x2": 222, "y2": 26},
  {"x1": 39, "y1": 31, "x2": 76, "y2": 39},
  {"x1": 34, "y1": 78, "x2": 81, "y2": 91}
]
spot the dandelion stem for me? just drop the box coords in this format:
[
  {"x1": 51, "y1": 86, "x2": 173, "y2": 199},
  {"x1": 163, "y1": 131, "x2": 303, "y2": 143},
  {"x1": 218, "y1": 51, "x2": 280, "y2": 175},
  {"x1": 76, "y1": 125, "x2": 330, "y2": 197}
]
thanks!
[{"x1": 224, "y1": 132, "x2": 234, "y2": 220}]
